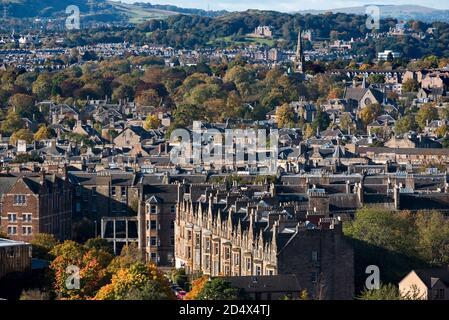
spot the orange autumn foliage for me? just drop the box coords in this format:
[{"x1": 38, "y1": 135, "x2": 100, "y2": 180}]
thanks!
[{"x1": 185, "y1": 276, "x2": 209, "y2": 300}]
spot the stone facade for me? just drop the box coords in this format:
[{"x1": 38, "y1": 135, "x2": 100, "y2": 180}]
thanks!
[
  {"x1": 0, "y1": 173, "x2": 72, "y2": 242},
  {"x1": 175, "y1": 185, "x2": 354, "y2": 300}
]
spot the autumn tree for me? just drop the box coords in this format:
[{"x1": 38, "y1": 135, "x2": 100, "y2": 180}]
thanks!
[
  {"x1": 359, "y1": 103, "x2": 382, "y2": 127},
  {"x1": 303, "y1": 123, "x2": 315, "y2": 139},
  {"x1": 327, "y1": 87, "x2": 343, "y2": 99},
  {"x1": 185, "y1": 275, "x2": 209, "y2": 300},
  {"x1": 135, "y1": 89, "x2": 160, "y2": 107},
  {"x1": 275, "y1": 103, "x2": 295, "y2": 128},
  {"x1": 95, "y1": 263, "x2": 174, "y2": 300},
  {"x1": 107, "y1": 243, "x2": 144, "y2": 274},
  {"x1": 10, "y1": 128, "x2": 33, "y2": 145},
  {"x1": 144, "y1": 114, "x2": 161, "y2": 130},
  {"x1": 435, "y1": 124, "x2": 449, "y2": 138},
  {"x1": 34, "y1": 126, "x2": 52, "y2": 141},
  {"x1": 50, "y1": 241, "x2": 113, "y2": 300}
]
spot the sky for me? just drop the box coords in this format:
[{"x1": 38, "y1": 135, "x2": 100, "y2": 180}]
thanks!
[{"x1": 119, "y1": 0, "x2": 449, "y2": 11}]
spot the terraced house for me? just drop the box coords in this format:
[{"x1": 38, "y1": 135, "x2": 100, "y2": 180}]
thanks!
[{"x1": 175, "y1": 184, "x2": 354, "y2": 300}]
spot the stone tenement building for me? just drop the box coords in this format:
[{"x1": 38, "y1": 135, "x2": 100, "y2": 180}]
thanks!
[
  {"x1": 175, "y1": 185, "x2": 354, "y2": 300},
  {"x1": 0, "y1": 173, "x2": 72, "y2": 242},
  {"x1": 137, "y1": 176, "x2": 179, "y2": 266},
  {"x1": 68, "y1": 171, "x2": 140, "y2": 249}
]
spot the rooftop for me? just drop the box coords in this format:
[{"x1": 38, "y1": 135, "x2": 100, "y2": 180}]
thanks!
[{"x1": 0, "y1": 238, "x2": 30, "y2": 248}]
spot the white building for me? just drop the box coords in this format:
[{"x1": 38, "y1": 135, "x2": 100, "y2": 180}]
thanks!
[{"x1": 378, "y1": 50, "x2": 401, "y2": 61}]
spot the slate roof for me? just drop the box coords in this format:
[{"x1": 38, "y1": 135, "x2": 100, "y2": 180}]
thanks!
[{"x1": 412, "y1": 269, "x2": 449, "y2": 288}]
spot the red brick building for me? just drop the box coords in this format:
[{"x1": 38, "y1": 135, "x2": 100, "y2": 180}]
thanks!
[{"x1": 0, "y1": 173, "x2": 72, "y2": 242}]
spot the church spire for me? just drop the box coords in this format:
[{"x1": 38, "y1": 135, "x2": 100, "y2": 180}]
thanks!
[{"x1": 294, "y1": 27, "x2": 304, "y2": 74}]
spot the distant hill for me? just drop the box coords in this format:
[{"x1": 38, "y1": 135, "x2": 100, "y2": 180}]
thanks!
[
  {"x1": 0, "y1": 0, "x2": 225, "y2": 23},
  {"x1": 297, "y1": 5, "x2": 449, "y2": 22}
]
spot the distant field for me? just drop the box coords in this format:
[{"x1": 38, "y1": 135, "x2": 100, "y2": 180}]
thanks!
[{"x1": 109, "y1": 2, "x2": 178, "y2": 23}]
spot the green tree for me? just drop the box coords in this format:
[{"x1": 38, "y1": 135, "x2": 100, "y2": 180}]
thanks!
[
  {"x1": 416, "y1": 104, "x2": 438, "y2": 129},
  {"x1": 344, "y1": 208, "x2": 417, "y2": 256},
  {"x1": 10, "y1": 128, "x2": 34, "y2": 145},
  {"x1": 394, "y1": 115, "x2": 417, "y2": 134},
  {"x1": 415, "y1": 211, "x2": 449, "y2": 265},
  {"x1": 125, "y1": 280, "x2": 174, "y2": 300},
  {"x1": 196, "y1": 278, "x2": 249, "y2": 300},
  {"x1": 170, "y1": 268, "x2": 188, "y2": 290},
  {"x1": 312, "y1": 108, "x2": 330, "y2": 132},
  {"x1": 32, "y1": 74, "x2": 53, "y2": 100},
  {"x1": 358, "y1": 283, "x2": 401, "y2": 300},
  {"x1": 402, "y1": 79, "x2": 419, "y2": 93},
  {"x1": 339, "y1": 113, "x2": 355, "y2": 133},
  {"x1": 9, "y1": 93, "x2": 35, "y2": 117},
  {"x1": 84, "y1": 237, "x2": 113, "y2": 255},
  {"x1": 112, "y1": 85, "x2": 135, "y2": 103},
  {"x1": 367, "y1": 74, "x2": 385, "y2": 84},
  {"x1": 1, "y1": 109, "x2": 23, "y2": 133},
  {"x1": 30, "y1": 233, "x2": 59, "y2": 260}
]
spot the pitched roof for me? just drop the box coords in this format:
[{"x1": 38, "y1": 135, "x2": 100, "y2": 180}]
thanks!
[
  {"x1": 344, "y1": 87, "x2": 368, "y2": 102},
  {"x1": 413, "y1": 269, "x2": 449, "y2": 288}
]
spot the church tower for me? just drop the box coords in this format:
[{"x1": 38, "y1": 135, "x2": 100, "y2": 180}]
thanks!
[{"x1": 294, "y1": 27, "x2": 305, "y2": 74}]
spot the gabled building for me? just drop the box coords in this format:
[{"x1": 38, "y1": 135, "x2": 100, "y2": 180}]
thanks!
[
  {"x1": 400, "y1": 269, "x2": 449, "y2": 300},
  {"x1": 175, "y1": 185, "x2": 354, "y2": 299},
  {"x1": 0, "y1": 173, "x2": 72, "y2": 242}
]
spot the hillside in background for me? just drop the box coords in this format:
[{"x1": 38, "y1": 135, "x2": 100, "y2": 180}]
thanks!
[
  {"x1": 298, "y1": 5, "x2": 449, "y2": 23},
  {"x1": 0, "y1": 0, "x2": 225, "y2": 23}
]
